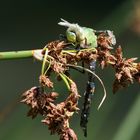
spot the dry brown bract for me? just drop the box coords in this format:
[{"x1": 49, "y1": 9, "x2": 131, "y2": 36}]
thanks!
[
  {"x1": 113, "y1": 46, "x2": 140, "y2": 93},
  {"x1": 21, "y1": 87, "x2": 58, "y2": 118},
  {"x1": 96, "y1": 33, "x2": 140, "y2": 92},
  {"x1": 39, "y1": 75, "x2": 53, "y2": 88},
  {"x1": 42, "y1": 93, "x2": 79, "y2": 140},
  {"x1": 41, "y1": 80, "x2": 79, "y2": 140},
  {"x1": 21, "y1": 79, "x2": 79, "y2": 140},
  {"x1": 97, "y1": 33, "x2": 116, "y2": 68}
]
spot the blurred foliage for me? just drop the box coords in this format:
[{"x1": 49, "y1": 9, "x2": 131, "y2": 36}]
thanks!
[{"x1": 0, "y1": 0, "x2": 140, "y2": 140}]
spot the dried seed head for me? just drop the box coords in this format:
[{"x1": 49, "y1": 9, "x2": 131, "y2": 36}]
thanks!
[
  {"x1": 60, "y1": 128, "x2": 78, "y2": 140},
  {"x1": 39, "y1": 75, "x2": 53, "y2": 88},
  {"x1": 51, "y1": 60, "x2": 65, "y2": 73},
  {"x1": 113, "y1": 47, "x2": 140, "y2": 93},
  {"x1": 42, "y1": 88, "x2": 79, "y2": 140},
  {"x1": 97, "y1": 32, "x2": 114, "y2": 49},
  {"x1": 21, "y1": 87, "x2": 59, "y2": 118}
]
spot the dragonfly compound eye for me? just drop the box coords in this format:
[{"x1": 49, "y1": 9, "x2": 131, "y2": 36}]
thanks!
[{"x1": 66, "y1": 31, "x2": 77, "y2": 43}]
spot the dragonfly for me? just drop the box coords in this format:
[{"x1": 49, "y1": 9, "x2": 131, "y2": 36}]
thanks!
[{"x1": 58, "y1": 19, "x2": 116, "y2": 137}]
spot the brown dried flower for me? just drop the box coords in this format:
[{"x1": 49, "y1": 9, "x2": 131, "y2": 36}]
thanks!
[
  {"x1": 41, "y1": 80, "x2": 79, "y2": 140},
  {"x1": 60, "y1": 128, "x2": 78, "y2": 140},
  {"x1": 97, "y1": 48, "x2": 116, "y2": 68},
  {"x1": 47, "y1": 40, "x2": 66, "y2": 54},
  {"x1": 39, "y1": 75, "x2": 53, "y2": 88},
  {"x1": 51, "y1": 60, "x2": 65, "y2": 73},
  {"x1": 113, "y1": 46, "x2": 139, "y2": 93},
  {"x1": 134, "y1": 63, "x2": 140, "y2": 83},
  {"x1": 42, "y1": 92, "x2": 79, "y2": 140},
  {"x1": 21, "y1": 87, "x2": 58, "y2": 118},
  {"x1": 97, "y1": 32, "x2": 114, "y2": 49},
  {"x1": 95, "y1": 32, "x2": 117, "y2": 68}
]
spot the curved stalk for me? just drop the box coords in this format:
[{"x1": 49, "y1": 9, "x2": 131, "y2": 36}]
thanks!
[
  {"x1": 41, "y1": 49, "x2": 49, "y2": 74},
  {"x1": 67, "y1": 64, "x2": 107, "y2": 109},
  {"x1": 59, "y1": 73, "x2": 71, "y2": 90}
]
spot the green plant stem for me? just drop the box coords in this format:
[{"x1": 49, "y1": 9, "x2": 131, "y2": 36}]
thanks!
[
  {"x1": 0, "y1": 50, "x2": 35, "y2": 60},
  {"x1": 0, "y1": 49, "x2": 46, "y2": 60},
  {"x1": 59, "y1": 73, "x2": 70, "y2": 90}
]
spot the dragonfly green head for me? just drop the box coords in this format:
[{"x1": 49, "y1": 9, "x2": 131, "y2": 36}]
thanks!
[
  {"x1": 58, "y1": 18, "x2": 84, "y2": 44},
  {"x1": 66, "y1": 30, "x2": 77, "y2": 43}
]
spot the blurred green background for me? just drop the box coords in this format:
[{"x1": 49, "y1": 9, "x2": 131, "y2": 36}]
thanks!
[{"x1": 0, "y1": 0, "x2": 140, "y2": 140}]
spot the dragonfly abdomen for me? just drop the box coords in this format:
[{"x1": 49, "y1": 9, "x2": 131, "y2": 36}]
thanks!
[{"x1": 80, "y1": 60, "x2": 96, "y2": 137}]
